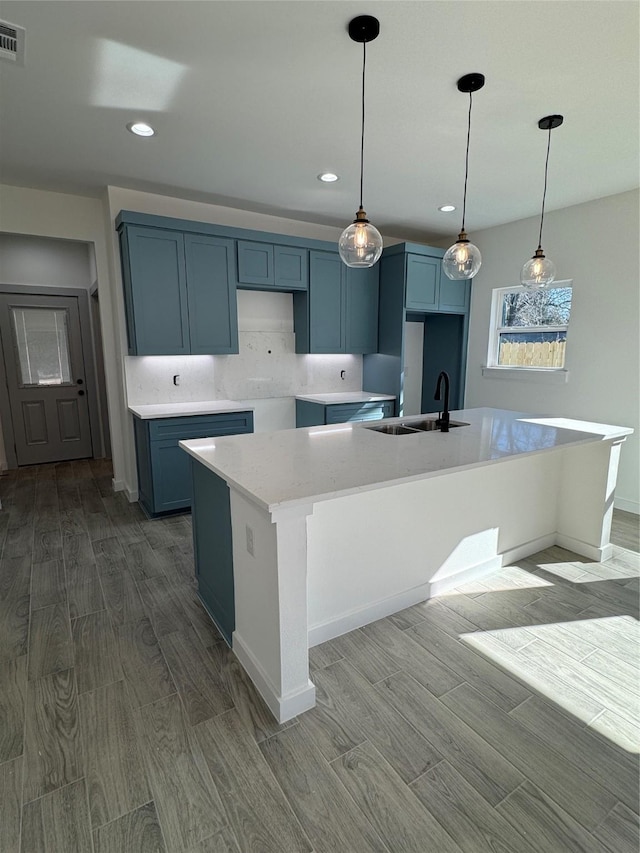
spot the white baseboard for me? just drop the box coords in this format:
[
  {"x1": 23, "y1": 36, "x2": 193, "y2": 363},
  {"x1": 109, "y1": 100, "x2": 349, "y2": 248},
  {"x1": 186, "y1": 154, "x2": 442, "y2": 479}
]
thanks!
[
  {"x1": 308, "y1": 557, "x2": 502, "y2": 646},
  {"x1": 555, "y1": 533, "x2": 613, "y2": 562},
  {"x1": 614, "y1": 496, "x2": 639, "y2": 515},
  {"x1": 430, "y1": 555, "x2": 503, "y2": 597},
  {"x1": 111, "y1": 478, "x2": 138, "y2": 502},
  {"x1": 501, "y1": 534, "x2": 557, "y2": 566},
  {"x1": 232, "y1": 631, "x2": 316, "y2": 723}
]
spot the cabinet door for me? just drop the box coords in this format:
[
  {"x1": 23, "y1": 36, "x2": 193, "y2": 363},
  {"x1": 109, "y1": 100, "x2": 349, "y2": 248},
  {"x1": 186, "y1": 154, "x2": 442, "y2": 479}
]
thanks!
[
  {"x1": 191, "y1": 462, "x2": 235, "y2": 645},
  {"x1": 308, "y1": 251, "x2": 344, "y2": 353},
  {"x1": 345, "y1": 265, "x2": 379, "y2": 353},
  {"x1": 124, "y1": 226, "x2": 190, "y2": 355},
  {"x1": 438, "y1": 274, "x2": 471, "y2": 313},
  {"x1": 185, "y1": 234, "x2": 239, "y2": 355},
  {"x1": 237, "y1": 240, "x2": 274, "y2": 286},
  {"x1": 150, "y1": 439, "x2": 194, "y2": 513},
  {"x1": 405, "y1": 255, "x2": 440, "y2": 311},
  {"x1": 274, "y1": 246, "x2": 308, "y2": 290}
]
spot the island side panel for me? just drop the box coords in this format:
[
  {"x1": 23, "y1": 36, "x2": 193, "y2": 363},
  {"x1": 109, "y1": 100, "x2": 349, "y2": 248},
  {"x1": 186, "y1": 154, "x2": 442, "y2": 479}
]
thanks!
[
  {"x1": 556, "y1": 439, "x2": 623, "y2": 561},
  {"x1": 229, "y1": 490, "x2": 315, "y2": 722},
  {"x1": 190, "y1": 459, "x2": 235, "y2": 644},
  {"x1": 306, "y1": 450, "x2": 562, "y2": 645}
]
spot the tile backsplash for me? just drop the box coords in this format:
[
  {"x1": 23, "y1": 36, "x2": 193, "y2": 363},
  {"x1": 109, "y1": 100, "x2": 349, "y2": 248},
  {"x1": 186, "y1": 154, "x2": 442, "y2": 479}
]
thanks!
[{"x1": 124, "y1": 291, "x2": 363, "y2": 409}]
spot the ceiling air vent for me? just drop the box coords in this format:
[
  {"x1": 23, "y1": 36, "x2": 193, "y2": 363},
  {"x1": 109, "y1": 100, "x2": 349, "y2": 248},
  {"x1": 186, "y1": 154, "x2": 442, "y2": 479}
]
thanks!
[{"x1": 0, "y1": 21, "x2": 25, "y2": 65}]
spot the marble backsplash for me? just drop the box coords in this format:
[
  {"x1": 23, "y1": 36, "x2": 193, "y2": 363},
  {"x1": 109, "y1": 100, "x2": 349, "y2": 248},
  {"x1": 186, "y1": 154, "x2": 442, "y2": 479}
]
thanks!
[{"x1": 125, "y1": 332, "x2": 363, "y2": 406}]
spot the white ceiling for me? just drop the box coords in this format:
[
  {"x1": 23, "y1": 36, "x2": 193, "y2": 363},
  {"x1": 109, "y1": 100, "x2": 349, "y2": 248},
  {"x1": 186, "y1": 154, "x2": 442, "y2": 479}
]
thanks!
[{"x1": 1, "y1": 1, "x2": 638, "y2": 242}]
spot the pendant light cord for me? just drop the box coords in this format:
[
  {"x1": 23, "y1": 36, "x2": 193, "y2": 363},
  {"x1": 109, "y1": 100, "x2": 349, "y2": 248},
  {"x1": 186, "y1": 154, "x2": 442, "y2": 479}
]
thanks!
[
  {"x1": 537, "y1": 125, "x2": 552, "y2": 250},
  {"x1": 460, "y1": 91, "x2": 473, "y2": 233},
  {"x1": 359, "y1": 40, "x2": 367, "y2": 210}
]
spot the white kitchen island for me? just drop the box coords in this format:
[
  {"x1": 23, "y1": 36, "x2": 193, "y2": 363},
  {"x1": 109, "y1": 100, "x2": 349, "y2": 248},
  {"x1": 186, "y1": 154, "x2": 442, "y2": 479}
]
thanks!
[{"x1": 180, "y1": 407, "x2": 632, "y2": 722}]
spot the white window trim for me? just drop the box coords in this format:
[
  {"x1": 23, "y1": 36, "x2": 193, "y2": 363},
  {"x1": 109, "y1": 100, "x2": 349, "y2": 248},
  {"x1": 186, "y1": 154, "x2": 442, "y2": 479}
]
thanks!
[{"x1": 484, "y1": 280, "x2": 572, "y2": 382}]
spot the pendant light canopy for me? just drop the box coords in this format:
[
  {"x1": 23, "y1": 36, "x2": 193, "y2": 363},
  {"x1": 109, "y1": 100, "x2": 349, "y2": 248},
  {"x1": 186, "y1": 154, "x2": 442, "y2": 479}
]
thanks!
[
  {"x1": 442, "y1": 73, "x2": 485, "y2": 281},
  {"x1": 521, "y1": 114, "x2": 564, "y2": 289},
  {"x1": 338, "y1": 15, "x2": 383, "y2": 269}
]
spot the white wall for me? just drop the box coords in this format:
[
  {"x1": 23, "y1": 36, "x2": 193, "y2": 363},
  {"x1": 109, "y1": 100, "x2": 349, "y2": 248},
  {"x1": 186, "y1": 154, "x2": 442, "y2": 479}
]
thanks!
[
  {"x1": 0, "y1": 234, "x2": 93, "y2": 289},
  {"x1": 465, "y1": 189, "x2": 639, "y2": 513}
]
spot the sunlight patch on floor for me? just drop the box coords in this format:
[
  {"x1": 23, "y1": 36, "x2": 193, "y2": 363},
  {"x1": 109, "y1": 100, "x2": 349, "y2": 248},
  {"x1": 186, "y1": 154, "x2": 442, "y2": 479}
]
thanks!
[{"x1": 460, "y1": 618, "x2": 640, "y2": 754}]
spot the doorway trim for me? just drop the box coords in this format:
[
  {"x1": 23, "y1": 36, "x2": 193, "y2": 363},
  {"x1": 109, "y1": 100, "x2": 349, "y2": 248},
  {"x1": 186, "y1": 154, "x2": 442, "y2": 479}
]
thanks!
[{"x1": 0, "y1": 283, "x2": 102, "y2": 469}]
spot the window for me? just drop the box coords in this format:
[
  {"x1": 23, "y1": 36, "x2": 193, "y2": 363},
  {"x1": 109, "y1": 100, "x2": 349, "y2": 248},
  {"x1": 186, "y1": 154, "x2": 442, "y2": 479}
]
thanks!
[{"x1": 488, "y1": 282, "x2": 572, "y2": 371}]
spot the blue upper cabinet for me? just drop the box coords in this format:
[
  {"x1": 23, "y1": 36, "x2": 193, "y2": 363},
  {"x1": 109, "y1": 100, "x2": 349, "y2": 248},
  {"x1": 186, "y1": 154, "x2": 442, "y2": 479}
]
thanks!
[
  {"x1": 185, "y1": 234, "x2": 238, "y2": 354},
  {"x1": 237, "y1": 240, "x2": 274, "y2": 286},
  {"x1": 438, "y1": 274, "x2": 471, "y2": 313},
  {"x1": 294, "y1": 251, "x2": 379, "y2": 354},
  {"x1": 120, "y1": 226, "x2": 190, "y2": 356},
  {"x1": 345, "y1": 265, "x2": 379, "y2": 353},
  {"x1": 119, "y1": 224, "x2": 238, "y2": 355},
  {"x1": 405, "y1": 255, "x2": 440, "y2": 311},
  {"x1": 404, "y1": 250, "x2": 471, "y2": 314},
  {"x1": 308, "y1": 251, "x2": 344, "y2": 353},
  {"x1": 274, "y1": 246, "x2": 308, "y2": 290},
  {"x1": 237, "y1": 242, "x2": 308, "y2": 291}
]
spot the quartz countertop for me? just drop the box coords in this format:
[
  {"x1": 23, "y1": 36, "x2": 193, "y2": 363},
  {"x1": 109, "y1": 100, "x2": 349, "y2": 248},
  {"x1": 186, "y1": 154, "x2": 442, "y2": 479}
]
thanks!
[
  {"x1": 180, "y1": 407, "x2": 632, "y2": 513},
  {"x1": 295, "y1": 392, "x2": 396, "y2": 404},
  {"x1": 128, "y1": 400, "x2": 253, "y2": 419}
]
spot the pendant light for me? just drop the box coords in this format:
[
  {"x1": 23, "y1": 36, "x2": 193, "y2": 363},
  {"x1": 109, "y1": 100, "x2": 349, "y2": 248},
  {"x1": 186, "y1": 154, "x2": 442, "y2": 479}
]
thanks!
[
  {"x1": 338, "y1": 15, "x2": 383, "y2": 268},
  {"x1": 442, "y1": 73, "x2": 485, "y2": 281},
  {"x1": 521, "y1": 114, "x2": 564, "y2": 288}
]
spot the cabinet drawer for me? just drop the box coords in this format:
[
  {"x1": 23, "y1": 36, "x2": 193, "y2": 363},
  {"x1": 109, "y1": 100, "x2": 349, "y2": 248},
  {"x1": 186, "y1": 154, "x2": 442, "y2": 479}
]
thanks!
[
  {"x1": 147, "y1": 412, "x2": 253, "y2": 442},
  {"x1": 325, "y1": 401, "x2": 394, "y2": 424}
]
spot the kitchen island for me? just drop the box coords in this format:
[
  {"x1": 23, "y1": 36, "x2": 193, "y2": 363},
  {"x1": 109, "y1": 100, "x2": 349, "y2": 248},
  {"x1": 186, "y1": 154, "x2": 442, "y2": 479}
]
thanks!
[{"x1": 180, "y1": 407, "x2": 632, "y2": 721}]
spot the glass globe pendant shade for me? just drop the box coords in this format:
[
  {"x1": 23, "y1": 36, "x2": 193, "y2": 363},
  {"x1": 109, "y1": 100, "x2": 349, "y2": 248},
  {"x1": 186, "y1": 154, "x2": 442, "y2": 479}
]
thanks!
[
  {"x1": 442, "y1": 232, "x2": 482, "y2": 280},
  {"x1": 338, "y1": 207, "x2": 383, "y2": 268},
  {"x1": 521, "y1": 248, "x2": 556, "y2": 289}
]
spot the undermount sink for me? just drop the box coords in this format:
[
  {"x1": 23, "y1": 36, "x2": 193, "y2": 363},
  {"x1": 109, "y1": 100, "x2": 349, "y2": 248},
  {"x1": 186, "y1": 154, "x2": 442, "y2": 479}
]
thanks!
[
  {"x1": 402, "y1": 418, "x2": 470, "y2": 431},
  {"x1": 367, "y1": 424, "x2": 421, "y2": 435},
  {"x1": 365, "y1": 418, "x2": 469, "y2": 435}
]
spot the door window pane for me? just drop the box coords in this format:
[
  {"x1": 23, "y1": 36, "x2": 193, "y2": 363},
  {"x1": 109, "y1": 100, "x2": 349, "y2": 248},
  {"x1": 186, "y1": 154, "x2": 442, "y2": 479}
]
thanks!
[{"x1": 11, "y1": 307, "x2": 72, "y2": 386}]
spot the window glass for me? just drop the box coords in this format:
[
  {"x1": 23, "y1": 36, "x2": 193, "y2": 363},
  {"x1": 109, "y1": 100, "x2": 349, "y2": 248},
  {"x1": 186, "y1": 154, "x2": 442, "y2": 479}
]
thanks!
[
  {"x1": 491, "y1": 285, "x2": 572, "y2": 369},
  {"x1": 11, "y1": 307, "x2": 72, "y2": 386}
]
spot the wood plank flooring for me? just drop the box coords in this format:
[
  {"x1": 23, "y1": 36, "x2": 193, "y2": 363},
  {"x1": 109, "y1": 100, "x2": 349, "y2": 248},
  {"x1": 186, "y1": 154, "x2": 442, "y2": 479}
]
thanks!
[{"x1": 0, "y1": 461, "x2": 638, "y2": 852}]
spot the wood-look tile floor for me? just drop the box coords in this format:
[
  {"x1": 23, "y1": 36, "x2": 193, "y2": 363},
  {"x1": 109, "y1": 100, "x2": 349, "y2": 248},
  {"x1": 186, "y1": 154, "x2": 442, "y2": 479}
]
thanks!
[{"x1": 1, "y1": 460, "x2": 638, "y2": 852}]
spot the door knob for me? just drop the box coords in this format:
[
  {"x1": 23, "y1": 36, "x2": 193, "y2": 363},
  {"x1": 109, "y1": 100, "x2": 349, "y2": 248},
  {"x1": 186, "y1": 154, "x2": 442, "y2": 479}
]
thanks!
[{"x1": 78, "y1": 390, "x2": 85, "y2": 396}]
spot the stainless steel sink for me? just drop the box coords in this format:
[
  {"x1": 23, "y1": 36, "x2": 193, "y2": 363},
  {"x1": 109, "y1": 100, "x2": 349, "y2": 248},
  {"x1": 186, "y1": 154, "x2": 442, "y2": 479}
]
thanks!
[
  {"x1": 366, "y1": 424, "x2": 421, "y2": 435},
  {"x1": 402, "y1": 418, "x2": 470, "y2": 431},
  {"x1": 365, "y1": 418, "x2": 469, "y2": 435}
]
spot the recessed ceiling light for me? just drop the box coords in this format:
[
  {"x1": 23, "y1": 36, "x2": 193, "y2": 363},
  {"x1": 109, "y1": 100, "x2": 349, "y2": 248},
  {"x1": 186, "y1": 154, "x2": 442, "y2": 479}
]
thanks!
[
  {"x1": 318, "y1": 172, "x2": 339, "y2": 183},
  {"x1": 438, "y1": 204, "x2": 456, "y2": 213},
  {"x1": 127, "y1": 121, "x2": 155, "y2": 137}
]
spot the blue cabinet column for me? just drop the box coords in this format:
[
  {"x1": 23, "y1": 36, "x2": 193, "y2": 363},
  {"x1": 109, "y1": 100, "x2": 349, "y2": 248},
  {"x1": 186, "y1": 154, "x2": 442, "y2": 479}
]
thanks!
[
  {"x1": 308, "y1": 251, "x2": 344, "y2": 353},
  {"x1": 185, "y1": 234, "x2": 239, "y2": 355},
  {"x1": 120, "y1": 226, "x2": 190, "y2": 355},
  {"x1": 295, "y1": 251, "x2": 379, "y2": 354}
]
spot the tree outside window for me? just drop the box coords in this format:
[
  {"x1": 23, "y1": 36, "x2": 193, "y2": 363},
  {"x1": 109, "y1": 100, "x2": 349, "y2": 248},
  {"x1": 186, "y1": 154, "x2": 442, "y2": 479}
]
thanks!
[{"x1": 490, "y1": 284, "x2": 572, "y2": 369}]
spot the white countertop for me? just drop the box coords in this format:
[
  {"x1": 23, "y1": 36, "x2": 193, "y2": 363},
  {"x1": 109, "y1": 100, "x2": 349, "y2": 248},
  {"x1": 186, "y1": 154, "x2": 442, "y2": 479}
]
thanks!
[
  {"x1": 295, "y1": 392, "x2": 396, "y2": 404},
  {"x1": 180, "y1": 407, "x2": 633, "y2": 513},
  {"x1": 129, "y1": 400, "x2": 253, "y2": 419}
]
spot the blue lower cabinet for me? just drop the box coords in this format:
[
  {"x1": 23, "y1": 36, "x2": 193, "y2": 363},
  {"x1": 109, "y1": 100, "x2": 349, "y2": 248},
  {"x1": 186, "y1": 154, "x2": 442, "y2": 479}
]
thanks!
[
  {"x1": 191, "y1": 461, "x2": 235, "y2": 645},
  {"x1": 296, "y1": 399, "x2": 395, "y2": 427},
  {"x1": 133, "y1": 412, "x2": 253, "y2": 517}
]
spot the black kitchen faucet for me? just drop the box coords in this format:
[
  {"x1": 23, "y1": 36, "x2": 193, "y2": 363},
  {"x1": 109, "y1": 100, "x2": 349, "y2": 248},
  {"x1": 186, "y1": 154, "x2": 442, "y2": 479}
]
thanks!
[{"x1": 434, "y1": 371, "x2": 450, "y2": 432}]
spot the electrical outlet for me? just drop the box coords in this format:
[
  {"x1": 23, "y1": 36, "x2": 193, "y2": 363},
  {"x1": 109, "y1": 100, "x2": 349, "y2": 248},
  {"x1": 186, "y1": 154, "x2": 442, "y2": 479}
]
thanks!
[{"x1": 245, "y1": 524, "x2": 254, "y2": 556}]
